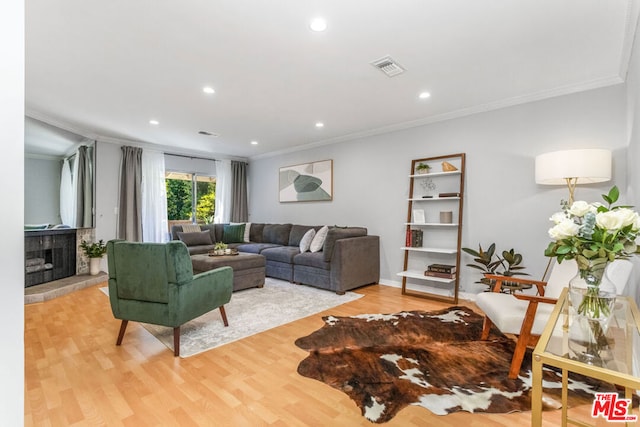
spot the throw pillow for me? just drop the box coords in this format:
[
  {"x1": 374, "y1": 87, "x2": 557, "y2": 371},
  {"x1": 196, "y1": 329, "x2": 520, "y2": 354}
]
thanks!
[
  {"x1": 25, "y1": 223, "x2": 50, "y2": 230},
  {"x1": 181, "y1": 224, "x2": 202, "y2": 233},
  {"x1": 177, "y1": 231, "x2": 213, "y2": 246},
  {"x1": 299, "y1": 228, "x2": 316, "y2": 253},
  {"x1": 231, "y1": 222, "x2": 252, "y2": 242},
  {"x1": 223, "y1": 224, "x2": 246, "y2": 243},
  {"x1": 310, "y1": 225, "x2": 329, "y2": 253},
  {"x1": 244, "y1": 222, "x2": 252, "y2": 242}
]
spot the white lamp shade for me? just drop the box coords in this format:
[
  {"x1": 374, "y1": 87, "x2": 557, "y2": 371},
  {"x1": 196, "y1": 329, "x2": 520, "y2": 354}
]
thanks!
[{"x1": 535, "y1": 149, "x2": 612, "y2": 185}]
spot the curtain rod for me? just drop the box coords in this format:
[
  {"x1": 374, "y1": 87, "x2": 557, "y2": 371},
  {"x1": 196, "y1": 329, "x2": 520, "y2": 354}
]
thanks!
[
  {"x1": 164, "y1": 153, "x2": 217, "y2": 162},
  {"x1": 164, "y1": 152, "x2": 248, "y2": 165}
]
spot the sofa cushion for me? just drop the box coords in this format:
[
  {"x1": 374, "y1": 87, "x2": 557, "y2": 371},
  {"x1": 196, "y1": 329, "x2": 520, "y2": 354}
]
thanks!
[
  {"x1": 323, "y1": 227, "x2": 368, "y2": 261},
  {"x1": 177, "y1": 231, "x2": 213, "y2": 246},
  {"x1": 293, "y1": 252, "x2": 330, "y2": 270},
  {"x1": 223, "y1": 224, "x2": 245, "y2": 243},
  {"x1": 310, "y1": 225, "x2": 328, "y2": 253},
  {"x1": 171, "y1": 224, "x2": 217, "y2": 244},
  {"x1": 249, "y1": 223, "x2": 265, "y2": 243},
  {"x1": 288, "y1": 225, "x2": 317, "y2": 246},
  {"x1": 263, "y1": 224, "x2": 292, "y2": 246},
  {"x1": 299, "y1": 228, "x2": 316, "y2": 252},
  {"x1": 235, "y1": 243, "x2": 280, "y2": 254},
  {"x1": 186, "y1": 245, "x2": 216, "y2": 255},
  {"x1": 261, "y1": 246, "x2": 300, "y2": 263}
]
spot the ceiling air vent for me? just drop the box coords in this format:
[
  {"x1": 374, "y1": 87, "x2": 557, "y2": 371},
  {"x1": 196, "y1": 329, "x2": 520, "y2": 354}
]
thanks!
[
  {"x1": 371, "y1": 55, "x2": 405, "y2": 77},
  {"x1": 198, "y1": 130, "x2": 219, "y2": 137}
]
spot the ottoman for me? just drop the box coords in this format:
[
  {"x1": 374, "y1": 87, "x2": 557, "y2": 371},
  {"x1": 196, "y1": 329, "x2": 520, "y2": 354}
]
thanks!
[{"x1": 191, "y1": 252, "x2": 266, "y2": 292}]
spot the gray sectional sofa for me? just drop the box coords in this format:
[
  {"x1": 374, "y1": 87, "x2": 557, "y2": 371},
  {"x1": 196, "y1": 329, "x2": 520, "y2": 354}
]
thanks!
[{"x1": 170, "y1": 223, "x2": 380, "y2": 294}]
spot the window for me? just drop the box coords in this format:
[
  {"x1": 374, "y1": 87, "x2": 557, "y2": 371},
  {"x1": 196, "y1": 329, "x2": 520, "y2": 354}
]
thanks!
[{"x1": 165, "y1": 172, "x2": 216, "y2": 224}]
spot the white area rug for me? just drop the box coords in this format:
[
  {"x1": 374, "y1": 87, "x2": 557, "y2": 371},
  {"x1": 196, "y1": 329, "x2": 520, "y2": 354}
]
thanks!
[{"x1": 100, "y1": 277, "x2": 362, "y2": 357}]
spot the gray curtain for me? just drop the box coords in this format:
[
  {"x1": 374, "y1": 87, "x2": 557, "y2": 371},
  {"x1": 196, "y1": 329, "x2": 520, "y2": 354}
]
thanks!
[
  {"x1": 118, "y1": 146, "x2": 143, "y2": 241},
  {"x1": 230, "y1": 161, "x2": 248, "y2": 222},
  {"x1": 74, "y1": 145, "x2": 93, "y2": 228}
]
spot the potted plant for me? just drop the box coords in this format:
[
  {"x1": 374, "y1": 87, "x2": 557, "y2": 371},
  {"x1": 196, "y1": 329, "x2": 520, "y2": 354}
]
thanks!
[
  {"x1": 462, "y1": 243, "x2": 528, "y2": 291},
  {"x1": 415, "y1": 163, "x2": 431, "y2": 174},
  {"x1": 80, "y1": 239, "x2": 107, "y2": 275},
  {"x1": 214, "y1": 241, "x2": 228, "y2": 255}
]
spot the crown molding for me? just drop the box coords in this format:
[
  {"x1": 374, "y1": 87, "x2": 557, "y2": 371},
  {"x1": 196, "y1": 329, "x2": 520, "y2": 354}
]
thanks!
[
  {"x1": 251, "y1": 75, "x2": 624, "y2": 160},
  {"x1": 96, "y1": 135, "x2": 248, "y2": 163},
  {"x1": 25, "y1": 153, "x2": 63, "y2": 161},
  {"x1": 619, "y1": 0, "x2": 640, "y2": 80},
  {"x1": 25, "y1": 110, "x2": 248, "y2": 162},
  {"x1": 25, "y1": 109, "x2": 99, "y2": 140}
]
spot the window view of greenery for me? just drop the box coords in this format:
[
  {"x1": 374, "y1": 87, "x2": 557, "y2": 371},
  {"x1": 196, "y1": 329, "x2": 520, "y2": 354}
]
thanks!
[{"x1": 166, "y1": 172, "x2": 216, "y2": 223}]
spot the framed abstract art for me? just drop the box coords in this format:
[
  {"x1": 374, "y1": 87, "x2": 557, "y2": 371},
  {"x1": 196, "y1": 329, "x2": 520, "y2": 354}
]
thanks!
[{"x1": 279, "y1": 160, "x2": 333, "y2": 202}]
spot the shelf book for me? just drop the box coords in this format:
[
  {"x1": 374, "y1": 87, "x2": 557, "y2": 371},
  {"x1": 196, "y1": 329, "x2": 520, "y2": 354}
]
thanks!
[
  {"x1": 424, "y1": 270, "x2": 456, "y2": 279},
  {"x1": 427, "y1": 263, "x2": 456, "y2": 274},
  {"x1": 405, "y1": 229, "x2": 423, "y2": 247},
  {"x1": 425, "y1": 263, "x2": 456, "y2": 279}
]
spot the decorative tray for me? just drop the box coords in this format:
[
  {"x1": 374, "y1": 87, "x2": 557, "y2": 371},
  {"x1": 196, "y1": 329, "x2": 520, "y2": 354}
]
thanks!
[{"x1": 208, "y1": 250, "x2": 239, "y2": 257}]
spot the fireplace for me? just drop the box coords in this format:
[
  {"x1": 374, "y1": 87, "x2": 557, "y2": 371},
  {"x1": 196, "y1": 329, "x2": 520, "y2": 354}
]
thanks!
[{"x1": 25, "y1": 229, "x2": 77, "y2": 287}]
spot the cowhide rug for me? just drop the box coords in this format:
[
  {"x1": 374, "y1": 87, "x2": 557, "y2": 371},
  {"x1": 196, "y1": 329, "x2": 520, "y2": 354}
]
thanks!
[{"x1": 295, "y1": 306, "x2": 619, "y2": 423}]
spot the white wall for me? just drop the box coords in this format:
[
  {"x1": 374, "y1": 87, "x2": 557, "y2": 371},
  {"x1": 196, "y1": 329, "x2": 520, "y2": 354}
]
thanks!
[
  {"x1": 24, "y1": 156, "x2": 62, "y2": 225},
  {"x1": 248, "y1": 84, "x2": 629, "y2": 297},
  {"x1": 0, "y1": 0, "x2": 25, "y2": 424},
  {"x1": 625, "y1": 10, "x2": 640, "y2": 304},
  {"x1": 94, "y1": 141, "x2": 121, "y2": 271}
]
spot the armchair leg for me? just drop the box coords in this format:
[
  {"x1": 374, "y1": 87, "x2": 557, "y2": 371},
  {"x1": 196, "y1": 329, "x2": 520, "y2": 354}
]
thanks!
[
  {"x1": 480, "y1": 317, "x2": 493, "y2": 340},
  {"x1": 508, "y1": 301, "x2": 540, "y2": 379},
  {"x1": 173, "y1": 327, "x2": 180, "y2": 357},
  {"x1": 219, "y1": 305, "x2": 229, "y2": 327},
  {"x1": 116, "y1": 320, "x2": 128, "y2": 346},
  {"x1": 509, "y1": 338, "x2": 529, "y2": 379}
]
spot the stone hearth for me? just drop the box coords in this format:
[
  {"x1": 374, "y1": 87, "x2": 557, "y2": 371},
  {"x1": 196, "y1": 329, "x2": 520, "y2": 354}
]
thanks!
[{"x1": 25, "y1": 272, "x2": 108, "y2": 304}]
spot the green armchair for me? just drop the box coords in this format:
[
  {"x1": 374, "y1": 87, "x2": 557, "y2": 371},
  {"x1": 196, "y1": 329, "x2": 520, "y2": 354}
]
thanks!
[{"x1": 107, "y1": 240, "x2": 233, "y2": 356}]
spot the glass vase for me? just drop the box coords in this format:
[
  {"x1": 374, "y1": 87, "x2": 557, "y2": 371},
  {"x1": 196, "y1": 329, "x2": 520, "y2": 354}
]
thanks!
[
  {"x1": 567, "y1": 261, "x2": 617, "y2": 365},
  {"x1": 568, "y1": 262, "x2": 617, "y2": 321}
]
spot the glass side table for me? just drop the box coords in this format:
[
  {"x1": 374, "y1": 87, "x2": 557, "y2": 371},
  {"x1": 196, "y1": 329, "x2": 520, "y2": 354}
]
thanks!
[{"x1": 531, "y1": 287, "x2": 640, "y2": 426}]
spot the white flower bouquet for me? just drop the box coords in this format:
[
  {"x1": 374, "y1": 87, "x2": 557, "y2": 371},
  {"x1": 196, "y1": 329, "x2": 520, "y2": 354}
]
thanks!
[{"x1": 544, "y1": 186, "x2": 639, "y2": 317}]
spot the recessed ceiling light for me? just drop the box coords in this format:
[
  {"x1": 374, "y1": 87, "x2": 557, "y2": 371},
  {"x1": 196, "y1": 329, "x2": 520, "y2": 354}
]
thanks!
[
  {"x1": 250, "y1": 140, "x2": 258, "y2": 145},
  {"x1": 309, "y1": 17, "x2": 327, "y2": 32},
  {"x1": 203, "y1": 86, "x2": 215, "y2": 94},
  {"x1": 419, "y1": 92, "x2": 431, "y2": 99},
  {"x1": 149, "y1": 119, "x2": 159, "y2": 125},
  {"x1": 315, "y1": 122, "x2": 324, "y2": 128}
]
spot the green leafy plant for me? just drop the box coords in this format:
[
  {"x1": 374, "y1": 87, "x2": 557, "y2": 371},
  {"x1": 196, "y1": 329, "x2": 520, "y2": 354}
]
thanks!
[
  {"x1": 80, "y1": 240, "x2": 107, "y2": 258},
  {"x1": 415, "y1": 163, "x2": 431, "y2": 173},
  {"x1": 462, "y1": 243, "x2": 528, "y2": 290},
  {"x1": 214, "y1": 242, "x2": 228, "y2": 251}
]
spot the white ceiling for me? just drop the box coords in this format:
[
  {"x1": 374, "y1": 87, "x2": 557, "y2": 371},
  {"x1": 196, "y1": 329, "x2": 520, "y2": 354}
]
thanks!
[{"x1": 25, "y1": 0, "x2": 639, "y2": 159}]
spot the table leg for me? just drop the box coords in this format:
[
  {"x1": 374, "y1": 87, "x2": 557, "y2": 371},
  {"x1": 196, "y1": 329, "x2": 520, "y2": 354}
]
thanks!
[
  {"x1": 561, "y1": 369, "x2": 568, "y2": 427},
  {"x1": 532, "y1": 354, "x2": 543, "y2": 427}
]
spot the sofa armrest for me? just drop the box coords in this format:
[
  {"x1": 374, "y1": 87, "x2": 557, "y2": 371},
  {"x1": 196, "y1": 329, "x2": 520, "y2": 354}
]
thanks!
[
  {"x1": 171, "y1": 266, "x2": 233, "y2": 324},
  {"x1": 323, "y1": 227, "x2": 368, "y2": 262},
  {"x1": 329, "y1": 235, "x2": 380, "y2": 292}
]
